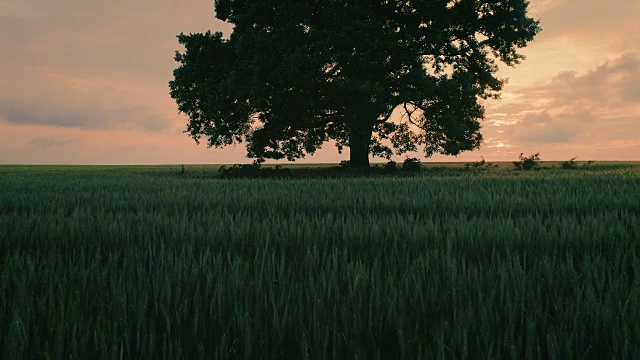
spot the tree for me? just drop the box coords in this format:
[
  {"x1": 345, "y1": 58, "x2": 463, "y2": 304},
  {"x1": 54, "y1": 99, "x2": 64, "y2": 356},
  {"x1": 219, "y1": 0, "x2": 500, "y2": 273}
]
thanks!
[{"x1": 170, "y1": 0, "x2": 540, "y2": 167}]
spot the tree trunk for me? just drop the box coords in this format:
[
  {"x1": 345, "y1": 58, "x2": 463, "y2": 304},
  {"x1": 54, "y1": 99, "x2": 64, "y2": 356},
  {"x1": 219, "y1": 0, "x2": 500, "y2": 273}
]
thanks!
[{"x1": 349, "y1": 124, "x2": 373, "y2": 168}]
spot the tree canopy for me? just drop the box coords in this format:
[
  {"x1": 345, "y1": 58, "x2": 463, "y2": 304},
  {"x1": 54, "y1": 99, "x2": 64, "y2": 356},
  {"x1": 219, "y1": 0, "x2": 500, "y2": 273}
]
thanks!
[{"x1": 170, "y1": 0, "x2": 540, "y2": 167}]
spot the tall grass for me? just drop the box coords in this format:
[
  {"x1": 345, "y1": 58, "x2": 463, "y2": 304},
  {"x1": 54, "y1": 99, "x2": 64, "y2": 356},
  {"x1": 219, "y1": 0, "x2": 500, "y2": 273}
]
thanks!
[{"x1": 1, "y1": 163, "x2": 639, "y2": 358}]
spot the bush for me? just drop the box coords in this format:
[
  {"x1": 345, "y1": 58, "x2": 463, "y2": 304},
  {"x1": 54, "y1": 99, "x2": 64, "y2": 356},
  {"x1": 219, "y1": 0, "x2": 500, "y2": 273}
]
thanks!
[
  {"x1": 339, "y1": 160, "x2": 351, "y2": 168},
  {"x1": 217, "y1": 163, "x2": 290, "y2": 178},
  {"x1": 513, "y1": 152, "x2": 540, "y2": 171},
  {"x1": 465, "y1": 157, "x2": 486, "y2": 168},
  {"x1": 561, "y1": 157, "x2": 578, "y2": 170},
  {"x1": 402, "y1": 157, "x2": 421, "y2": 171},
  {"x1": 383, "y1": 161, "x2": 397, "y2": 171},
  {"x1": 218, "y1": 163, "x2": 260, "y2": 177}
]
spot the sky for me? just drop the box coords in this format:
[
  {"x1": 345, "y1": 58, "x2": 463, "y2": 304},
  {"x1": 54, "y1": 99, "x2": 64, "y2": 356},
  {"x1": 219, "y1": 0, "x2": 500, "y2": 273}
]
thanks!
[{"x1": 0, "y1": 0, "x2": 638, "y2": 164}]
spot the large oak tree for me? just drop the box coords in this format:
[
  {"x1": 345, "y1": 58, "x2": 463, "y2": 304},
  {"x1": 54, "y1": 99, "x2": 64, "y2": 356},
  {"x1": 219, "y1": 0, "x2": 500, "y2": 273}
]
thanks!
[{"x1": 170, "y1": 0, "x2": 540, "y2": 167}]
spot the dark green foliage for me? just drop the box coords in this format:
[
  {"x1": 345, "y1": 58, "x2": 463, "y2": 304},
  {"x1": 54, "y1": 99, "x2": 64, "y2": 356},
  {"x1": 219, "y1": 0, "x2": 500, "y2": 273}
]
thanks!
[
  {"x1": 383, "y1": 160, "x2": 397, "y2": 171},
  {"x1": 465, "y1": 156, "x2": 487, "y2": 168},
  {"x1": 402, "y1": 157, "x2": 421, "y2": 171},
  {"x1": 562, "y1": 157, "x2": 578, "y2": 170},
  {"x1": 170, "y1": 1, "x2": 541, "y2": 167},
  {"x1": 513, "y1": 152, "x2": 541, "y2": 170},
  {"x1": 217, "y1": 163, "x2": 291, "y2": 178}
]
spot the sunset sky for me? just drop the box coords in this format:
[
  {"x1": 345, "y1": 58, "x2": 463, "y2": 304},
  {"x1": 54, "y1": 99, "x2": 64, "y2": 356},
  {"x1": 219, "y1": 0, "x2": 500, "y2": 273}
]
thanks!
[{"x1": 1, "y1": 0, "x2": 638, "y2": 164}]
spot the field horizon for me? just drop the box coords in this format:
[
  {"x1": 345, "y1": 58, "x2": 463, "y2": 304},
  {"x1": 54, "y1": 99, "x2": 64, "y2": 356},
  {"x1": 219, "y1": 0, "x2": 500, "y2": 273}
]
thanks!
[{"x1": 2, "y1": 160, "x2": 639, "y2": 168}]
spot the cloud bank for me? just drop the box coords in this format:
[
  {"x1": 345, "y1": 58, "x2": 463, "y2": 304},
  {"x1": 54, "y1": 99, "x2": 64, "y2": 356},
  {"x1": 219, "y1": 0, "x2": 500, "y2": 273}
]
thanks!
[{"x1": 506, "y1": 53, "x2": 640, "y2": 146}]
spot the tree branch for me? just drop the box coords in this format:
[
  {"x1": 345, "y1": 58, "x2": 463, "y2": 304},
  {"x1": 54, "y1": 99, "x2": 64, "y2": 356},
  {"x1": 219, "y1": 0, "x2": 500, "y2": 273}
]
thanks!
[{"x1": 375, "y1": 105, "x2": 399, "y2": 124}]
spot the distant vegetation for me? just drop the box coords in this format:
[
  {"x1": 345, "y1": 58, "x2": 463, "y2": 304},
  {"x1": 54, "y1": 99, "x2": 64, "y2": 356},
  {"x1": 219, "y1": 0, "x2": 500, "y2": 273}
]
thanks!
[
  {"x1": 1, "y1": 163, "x2": 639, "y2": 358},
  {"x1": 513, "y1": 152, "x2": 541, "y2": 170},
  {"x1": 562, "y1": 157, "x2": 579, "y2": 169}
]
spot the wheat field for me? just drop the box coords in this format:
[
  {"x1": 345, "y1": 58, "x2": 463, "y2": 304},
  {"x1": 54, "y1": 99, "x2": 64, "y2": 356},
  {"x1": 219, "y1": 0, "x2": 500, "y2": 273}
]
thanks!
[{"x1": 1, "y1": 162, "x2": 639, "y2": 359}]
